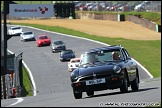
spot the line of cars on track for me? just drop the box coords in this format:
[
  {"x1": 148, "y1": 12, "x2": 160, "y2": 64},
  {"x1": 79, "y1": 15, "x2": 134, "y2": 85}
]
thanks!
[
  {"x1": 8, "y1": 26, "x2": 78, "y2": 67},
  {"x1": 8, "y1": 26, "x2": 140, "y2": 99}
]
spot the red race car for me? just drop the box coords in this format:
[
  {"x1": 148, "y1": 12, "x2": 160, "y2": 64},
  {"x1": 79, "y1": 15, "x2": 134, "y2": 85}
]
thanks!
[{"x1": 36, "y1": 34, "x2": 51, "y2": 47}]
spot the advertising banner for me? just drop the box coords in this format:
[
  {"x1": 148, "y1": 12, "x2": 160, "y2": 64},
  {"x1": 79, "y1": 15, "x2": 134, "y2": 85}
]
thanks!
[{"x1": 9, "y1": 4, "x2": 54, "y2": 17}]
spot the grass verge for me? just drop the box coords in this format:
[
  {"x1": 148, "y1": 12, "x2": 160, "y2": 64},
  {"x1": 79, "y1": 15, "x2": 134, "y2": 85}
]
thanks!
[{"x1": 21, "y1": 65, "x2": 33, "y2": 96}]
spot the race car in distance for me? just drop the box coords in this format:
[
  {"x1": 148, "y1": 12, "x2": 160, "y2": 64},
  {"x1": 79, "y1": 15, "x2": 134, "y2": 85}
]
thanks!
[
  {"x1": 68, "y1": 58, "x2": 81, "y2": 72},
  {"x1": 8, "y1": 26, "x2": 22, "y2": 36},
  {"x1": 36, "y1": 34, "x2": 51, "y2": 47},
  {"x1": 70, "y1": 45, "x2": 140, "y2": 99},
  {"x1": 50, "y1": 40, "x2": 66, "y2": 53},
  {"x1": 20, "y1": 31, "x2": 35, "y2": 42},
  {"x1": 59, "y1": 49, "x2": 75, "y2": 62}
]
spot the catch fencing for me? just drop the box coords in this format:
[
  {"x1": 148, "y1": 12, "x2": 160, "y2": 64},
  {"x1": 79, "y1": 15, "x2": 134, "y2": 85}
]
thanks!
[{"x1": 75, "y1": 1, "x2": 161, "y2": 12}]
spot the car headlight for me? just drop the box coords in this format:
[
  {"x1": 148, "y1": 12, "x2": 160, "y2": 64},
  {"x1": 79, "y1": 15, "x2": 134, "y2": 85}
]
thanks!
[
  {"x1": 71, "y1": 70, "x2": 79, "y2": 82},
  {"x1": 73, "y1": 54, "x2": 75, "y2": 57},
  {"x1": 75, "y1": 64, "x2": 79, "y2": 67},
  {"x1": 113, "y1": 65, "x2": 121, "y2": 74},
  {"x1": 71, "y1": 74, "x2": 77, "y2": 81}
]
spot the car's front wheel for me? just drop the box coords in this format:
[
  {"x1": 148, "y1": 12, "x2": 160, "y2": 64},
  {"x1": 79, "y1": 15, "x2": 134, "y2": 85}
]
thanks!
[
  {"x1": 52, "y1": 50, "x2": 54, "y2": 53},
  {"x1": 86, "y1": 91, "x2": 94, "y2": 97},
  {"x1": 37, "y1": 44, "x2": 40, "y2": 47},
  {"x1": 73, "y1": 90, "x2": 82, "y2": 99},
  {"x1": 131, "y1": 72, "x2": 139, "y2": 91},
  {"x1": 120, "y1": 74, "x2": 128, "y2": 93}
]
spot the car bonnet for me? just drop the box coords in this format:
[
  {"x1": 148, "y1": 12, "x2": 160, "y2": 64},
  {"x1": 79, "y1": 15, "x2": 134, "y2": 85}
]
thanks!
[
  {"x1": 23, "y1": 34, "x2": 34, "y2": 37},
  {"x1": 78, "y1": 64, "x2": 115, "y2": 76}
]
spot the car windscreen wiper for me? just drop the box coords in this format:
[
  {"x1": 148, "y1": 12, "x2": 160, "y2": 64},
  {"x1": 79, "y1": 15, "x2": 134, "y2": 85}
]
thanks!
[
  {"x1": 80, "y1": 62, "x2": 93, "y2": 66},
  {"x1": 94, "y1": 60, "x2": 105, "y2": 64}
]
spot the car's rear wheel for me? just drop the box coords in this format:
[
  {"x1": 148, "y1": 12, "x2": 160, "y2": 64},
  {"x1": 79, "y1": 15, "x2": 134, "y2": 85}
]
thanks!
[
  {"x1": 120, "y1": 74, "x2": 128, "y2": 93},
  {"x1": 86, "y1": 91, "x2": 94, "y2": 97},
  {"x1": 73, "y1": 90, "x2": 82, "y2": 99},
  {"x1": 131, "y1": 72, "x2": 139, "y2": 91}
]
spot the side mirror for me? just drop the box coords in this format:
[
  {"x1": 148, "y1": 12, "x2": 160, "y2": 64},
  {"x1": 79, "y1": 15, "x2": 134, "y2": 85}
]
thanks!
[{"x1": 127, "y1": 56, "x2": 131, "y2": 60}]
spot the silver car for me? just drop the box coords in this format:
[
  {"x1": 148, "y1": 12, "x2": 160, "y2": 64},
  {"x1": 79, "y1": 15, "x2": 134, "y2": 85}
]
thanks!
[
  {"x1": 20, "y1": 31, "x2": 35, "y2": 42},
  {"x1": 51, "y1": 40, "x2": 66, "y2": 53}
]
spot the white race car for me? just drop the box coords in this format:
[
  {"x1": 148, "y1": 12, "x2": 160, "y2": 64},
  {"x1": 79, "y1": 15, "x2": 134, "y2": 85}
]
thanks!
[
  {"x1": 8, "y1": 26, "x2": 22, "y2": 35},
  {"x1": 68, "y1": 58, "x2": 81, "y2": 72},
  {"x1": 20, "y1": 31, "x2": 35, "y2": 42}
]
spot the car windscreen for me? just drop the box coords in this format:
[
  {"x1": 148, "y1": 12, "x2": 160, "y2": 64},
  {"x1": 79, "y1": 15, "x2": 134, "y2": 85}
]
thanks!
[
  {"x1": 39, "y1": 36, "x2": 48, "y2": 39},
  {"x1": 11, "y1": 27, "x2": 21, "y2": 30},
  {"x1": 62, "y1": 50, "x2": 73, "y2": 54},
  {"x1": 23, "y1": 32, "x2": 33, "y2": 35},
  {"x1": 80, "y1": 50, "x2": 123, "y2": 65},
  {"x1": 54, "y1": 41, "x2": 63, "y2": 45},
  {"x1": 71, "y1": 60, "x2": 80, "y2": 63}
]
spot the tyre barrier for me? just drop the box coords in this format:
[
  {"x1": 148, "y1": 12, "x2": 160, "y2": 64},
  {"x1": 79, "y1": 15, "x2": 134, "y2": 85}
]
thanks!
[
  {"x1": 118, "y1": 14, "x2": 125, "y2": 21},
  {"x1": 156, "y1": 24, "x2": 161, "y2": 32}
]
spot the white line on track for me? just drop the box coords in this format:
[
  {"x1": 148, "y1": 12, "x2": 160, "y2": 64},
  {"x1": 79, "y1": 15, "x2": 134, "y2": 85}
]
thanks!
[{"x1": 6, "y1": 98, "x2": 23, "y2": 107}]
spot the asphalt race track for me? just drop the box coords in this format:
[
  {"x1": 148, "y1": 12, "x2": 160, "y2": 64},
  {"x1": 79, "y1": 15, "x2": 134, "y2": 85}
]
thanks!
[{"x1": 1, "y1": 25, "x2": 161, "y2": 107}]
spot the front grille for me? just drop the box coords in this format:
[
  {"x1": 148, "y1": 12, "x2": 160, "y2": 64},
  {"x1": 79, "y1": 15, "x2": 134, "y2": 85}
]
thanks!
[{"x1": 79, "y1": 73, "x2": 111, "y2": 81}]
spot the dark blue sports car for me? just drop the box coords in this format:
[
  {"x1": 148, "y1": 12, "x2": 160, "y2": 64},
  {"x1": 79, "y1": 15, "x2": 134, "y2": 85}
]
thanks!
[
  {"x1": 59, "y1": 49, "x2": 75, "y2": 62},
  {"x1": 70, "y1": 45, "x2": 140, "y2": 99}
]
